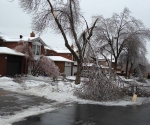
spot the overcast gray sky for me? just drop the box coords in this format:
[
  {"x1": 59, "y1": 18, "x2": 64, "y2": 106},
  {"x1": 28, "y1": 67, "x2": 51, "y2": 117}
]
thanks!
[{"x1": 0, "y1": 0, "x2": 150, "y2": 61}]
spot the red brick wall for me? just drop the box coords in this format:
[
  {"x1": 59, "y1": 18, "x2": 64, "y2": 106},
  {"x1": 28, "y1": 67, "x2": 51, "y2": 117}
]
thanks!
[
  {"x1": 60, "y1": 53, "x2": 73, "y2": 60},
  {"x1": 0, "y1": 41, "x2": 33, "y2": 49},
  {"x1": 1, "y1": 42, "x2": 19, "y2": 49},
  {"x1": 0, "y1": 39, "x2": 3, "y2": 45},
  {"x1": 0, "y1": 54, "x2": 7, "y2": 76},
  {"x1": 46, "y1": 50, "x2": 56, "y2": 56},
  {"x1": 46, "y1": 50, "x2": 73, "y2": 60},
  {"x1": 41, "y1": 45, "x2": 44, "y2": 55}
]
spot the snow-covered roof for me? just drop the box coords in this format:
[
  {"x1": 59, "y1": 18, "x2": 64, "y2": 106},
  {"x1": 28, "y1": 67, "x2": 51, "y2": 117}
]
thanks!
[
  {"x1": 47, "y1": 56, "x2": 74, "y2": 62},
  {"x1": 0, "y1": 32, "x2": 47, "y2": 46},
  {"x1": 50, "y1": 47, "x2": 71, "y2": 53},
  {"x1": 0, "y1": 47, "x2": 25, "y2": 56},
  {"x1": 0, "y1": 32, "x2": 35, "y2": 41},
  {"x1": 44, "y1": 46, "x2": 51, "y2": 50}
]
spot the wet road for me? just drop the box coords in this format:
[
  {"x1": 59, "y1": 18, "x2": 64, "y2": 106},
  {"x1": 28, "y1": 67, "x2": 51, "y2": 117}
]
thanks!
[
  {"x1": 0, "y1": 90, "x2": 55, "y2": 116},
  {"x1": 13, "y1": 103, "x2": 150, "y2": 125}
]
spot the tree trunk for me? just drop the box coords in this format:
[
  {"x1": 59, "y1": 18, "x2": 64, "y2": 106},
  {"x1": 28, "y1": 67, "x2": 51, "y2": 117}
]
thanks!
[
  {"x1": 128, "y1": 63, "x2": 133, "y2": 78},
  {"x1": 125, "y1": 57, "x2": 129, "y2": 79},
  {"x1": 114, "y1": 57, "x2": 118, "y2": 70},
  {"x1": 75, "y1": 61, "x2": 82, "y2": 84}
]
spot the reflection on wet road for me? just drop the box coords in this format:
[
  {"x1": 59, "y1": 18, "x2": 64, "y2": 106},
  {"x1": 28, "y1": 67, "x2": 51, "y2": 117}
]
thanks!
[{"x1": 13, "y1": 103, "x2": 150, "y2": 125}]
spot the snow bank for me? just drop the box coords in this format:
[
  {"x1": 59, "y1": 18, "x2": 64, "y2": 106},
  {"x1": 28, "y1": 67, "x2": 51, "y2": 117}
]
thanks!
[
  {"x1": 1, "y1": 76, "x2": 150, "y2": 104},
  {"x1": 77, "y1": 96, "x2": 150, "y2": 106},
  {"x1": 0, "y1": 77, "x2": 21, "y2": 91},
  {"x1": 1, "y1": 76, "x2": 150, "y2": 105},
  {"x1": 19, "y1": 79, "x2": 80, "y2": 103}
]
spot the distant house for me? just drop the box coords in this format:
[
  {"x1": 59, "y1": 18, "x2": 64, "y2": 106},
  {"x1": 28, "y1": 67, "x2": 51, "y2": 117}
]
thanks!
[
  {"x1": 0, "y1": 32, "x2": 47, "y2": 76},
  {"x1": 0, "y1": 32, "x2": 47, "y2": 56},
  {"x1": 97, "y1": 54, "x2": 125, "y2": 74},
  {"x1": 47, "y1": 56, "x2": 74, "y2": 76}
]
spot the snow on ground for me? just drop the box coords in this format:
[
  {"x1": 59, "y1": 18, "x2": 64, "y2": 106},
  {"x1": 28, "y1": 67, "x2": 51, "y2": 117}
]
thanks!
[
  {"x1": 1, "y1": 75, "x2": 150, "y2": 105},
  {"x1": 0, "y1": 75, "x2": 150, "y2": 125},
  {"x1": 0, "y1": 77, "x2": 21, "y2": 91}
]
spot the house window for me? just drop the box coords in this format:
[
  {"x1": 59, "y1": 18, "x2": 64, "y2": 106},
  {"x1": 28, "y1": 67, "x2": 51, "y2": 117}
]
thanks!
[
  {"x1": 32, "y1": 45, "x2": 41, "y2": 55},
  {"x1": 32, "y1": 45, "x2": 36, "y2": 55},
  {"x1": 36, "y1": 45, "x2": 40, "y2": 55}
]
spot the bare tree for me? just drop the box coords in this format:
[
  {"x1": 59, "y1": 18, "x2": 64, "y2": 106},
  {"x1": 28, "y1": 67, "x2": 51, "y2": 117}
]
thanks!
[
  {"x1": 93, "y1": 7, "x2": 150, "y2": 70},
  {"x1": 73, "y1": 31, "x2": 125, "y2": 101},
  {"x1": 118, "y1": 35, "x2": 148, "y2": 79},
  {"x1": 18, "y1": 0, "x2": 98, "y2": 84}
]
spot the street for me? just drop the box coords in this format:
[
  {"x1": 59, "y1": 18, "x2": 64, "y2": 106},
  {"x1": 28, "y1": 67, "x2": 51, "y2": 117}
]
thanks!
[{"x1": 13, "y1": 103, "x2": 150, "y2": 125}]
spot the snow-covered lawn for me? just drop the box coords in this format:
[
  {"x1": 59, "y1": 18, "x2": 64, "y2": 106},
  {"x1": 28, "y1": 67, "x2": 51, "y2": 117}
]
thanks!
[{"x1": 0, "y1": 75, "x2": 150, "y2": 125}]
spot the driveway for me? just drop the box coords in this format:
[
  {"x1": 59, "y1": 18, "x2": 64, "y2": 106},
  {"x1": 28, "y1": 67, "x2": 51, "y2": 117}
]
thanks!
[{"x1": 0, "y1": 89, "x2": 55, "y2": 116}]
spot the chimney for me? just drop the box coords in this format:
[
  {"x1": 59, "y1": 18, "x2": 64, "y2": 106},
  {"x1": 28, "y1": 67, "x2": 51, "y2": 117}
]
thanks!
[
  {"x1": 20, "y1": 35, "x2": 23, "y2": 39},
  {"x1": 30, "y1": 31, "x2": 35, "y2": 37}
]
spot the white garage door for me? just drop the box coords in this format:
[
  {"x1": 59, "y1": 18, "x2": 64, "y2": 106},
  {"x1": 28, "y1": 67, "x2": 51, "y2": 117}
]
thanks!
[
  {"x1": 65, "y1": 66, "x2": 71, "y2": 76},
  {"x1": 65, "y1": 62, "x2": 72, "y2": 76}
]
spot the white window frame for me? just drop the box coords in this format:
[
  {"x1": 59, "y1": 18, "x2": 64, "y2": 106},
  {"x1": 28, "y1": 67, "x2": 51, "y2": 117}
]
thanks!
[{"x1": 32, "y1": 41, "x2": 41, "y2": 55}]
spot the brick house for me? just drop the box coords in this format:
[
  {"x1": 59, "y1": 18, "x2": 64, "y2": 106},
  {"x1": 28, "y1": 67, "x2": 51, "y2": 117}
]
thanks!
[
  {"x1": 0, "y1": 32, "x2": 75, "y2": 76},
  {"x1": 44, "y1": 46, "x2": 75, "y2": 76},
  {"x1": 0, "y1": 32, "x2": 47, "y2": 76},
  {"x1": 0, "y1": 32, "x2": 47, "y2": 55},
  {"x1": 47, "y1": 56, "x2": 74, "y2": 76}
]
